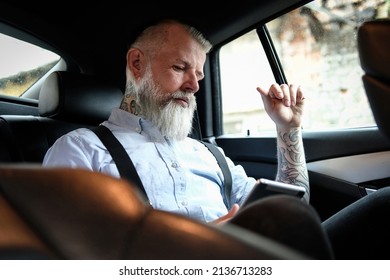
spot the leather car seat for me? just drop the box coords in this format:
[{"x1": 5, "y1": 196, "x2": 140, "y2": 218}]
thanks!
[
  {"x1": 0, "y1": 71, "x2": 124, "y2": 163},
  {"x1": 0, "y1": 165, "x2": 306, "y2": 260},
  {"x1": 358, "y1": 19, "x2": 390, "y2": 140}
]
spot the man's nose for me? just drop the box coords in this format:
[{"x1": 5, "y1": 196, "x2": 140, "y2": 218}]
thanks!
[{"x1": 183, "y1": 72, "x2": 200, "y2": 93}]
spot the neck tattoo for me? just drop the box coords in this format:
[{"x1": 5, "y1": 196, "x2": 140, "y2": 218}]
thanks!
[{"x1": 120, "y1": 94, "x2": 141, "y2": 115}]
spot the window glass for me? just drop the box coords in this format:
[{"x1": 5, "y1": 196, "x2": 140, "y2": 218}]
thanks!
[
  {"x1": 220, "y1": 0, "x2": 388, "y2": 135},
  {"x1": 0, "y1": 33, "x2": 60, "y2": 98},
  {"x1": 220, "y1": 30, "x2": 276, "y2": 135}
]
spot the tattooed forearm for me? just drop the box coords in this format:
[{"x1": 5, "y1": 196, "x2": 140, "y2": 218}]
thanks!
[{"x1": 276, "y1": 127, "x2": 310, "y2": 201}]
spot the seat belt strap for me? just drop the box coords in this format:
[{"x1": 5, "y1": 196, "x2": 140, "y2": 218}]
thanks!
[
  {"x1": 201, "y1": 141, "x2": 232, "y2": 209},
  {"x1": 90, "y1": 125, "x2": 149, "y2": 204}
]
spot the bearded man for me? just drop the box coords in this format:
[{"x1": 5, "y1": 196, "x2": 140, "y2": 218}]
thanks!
[{"x1": 43, "y1": 19, "x2": 335, "y2": 259}]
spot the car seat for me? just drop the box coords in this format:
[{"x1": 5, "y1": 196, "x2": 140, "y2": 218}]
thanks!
[
  {"x1": 0, "y1": 71, "x2": 123, "y2": 163},
  {"x1": 358, "y1": 18, "x2": 390, "y2": 140},
  {"x1": 0, "y1": 165, "x2": 307, "y2": 259}
]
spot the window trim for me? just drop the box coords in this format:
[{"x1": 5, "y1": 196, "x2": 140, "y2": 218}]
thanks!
[{"x1": 257, "y1": 25, "x2": 287, "y2": 85}]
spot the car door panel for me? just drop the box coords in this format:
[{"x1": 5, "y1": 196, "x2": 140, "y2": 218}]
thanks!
[{"x1": 215, "y1": 127, "x2": 390, "y2": 220}]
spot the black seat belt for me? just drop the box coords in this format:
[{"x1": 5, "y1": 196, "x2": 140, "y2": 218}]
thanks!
[
  {"x1": 201, "y1": 141, "x2": 232, "y2": 209},
  {"x1": 90, "y1": 125, "x2": 232, "y2": 209},
  {"x1": 90, "y1": 125, "x2": 149, "y2": 204}
]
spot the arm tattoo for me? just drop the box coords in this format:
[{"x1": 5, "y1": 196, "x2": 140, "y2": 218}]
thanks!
[{"x1": 276, "y1": 127, "x2": 310, "y2": 199}]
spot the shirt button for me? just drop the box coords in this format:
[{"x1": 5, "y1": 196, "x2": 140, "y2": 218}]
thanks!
[
  {"x1": 135, "y1": 127, "x2": 141, "y2": 133},
  {"x1": 171, "y1": 162, "x2": 178, "y2": 168},
  {"x1": 181, "y1": 200, "x2": 188, "y2": 206}
]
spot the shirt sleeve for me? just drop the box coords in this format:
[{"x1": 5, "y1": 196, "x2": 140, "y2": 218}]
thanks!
[
  {"x1": 42, "y1": 129, "x2": 94, "y2": 171},
  {"x1": 229, "y1": 160, "x2": 257, "y2": 206}
]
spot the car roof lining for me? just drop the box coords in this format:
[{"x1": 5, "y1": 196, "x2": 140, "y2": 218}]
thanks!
[{"x1": 0, "y1": 0, "x2": 311, "y2": 86}]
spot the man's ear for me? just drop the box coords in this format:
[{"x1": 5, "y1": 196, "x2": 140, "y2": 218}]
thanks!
[{"x1": 126, "y1": 48, "x2": 144, "y2": 80}]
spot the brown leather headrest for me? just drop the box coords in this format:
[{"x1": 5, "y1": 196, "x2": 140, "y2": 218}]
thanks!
[
  {"x1": 358, "y1": 19, "x2": 390, "y2": 83},
  {"x1": 0, "y1": 165, "x2": 306, "y2": 259},
  {"x1": 358, "y1": 19, "x2": 390, "y2": 140},
  {"x1": 0, "y1": 166, "x2": 148, "y2": 259}
]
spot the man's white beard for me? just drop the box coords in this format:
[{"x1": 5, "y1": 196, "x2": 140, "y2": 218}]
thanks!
[{"x1": 133, "y1": 69, "x2": 196, "y2": 141}]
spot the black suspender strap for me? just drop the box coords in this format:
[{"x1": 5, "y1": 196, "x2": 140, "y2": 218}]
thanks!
[
  {"x1": 90, "y1": 125, "x2": 233, "y2": 209},
  {"x1": 201, "y1": 141, "x2": 232, "y2": 209},
  {"x1": 90, "y1": 125, "x2": 149, "y2": 204}
]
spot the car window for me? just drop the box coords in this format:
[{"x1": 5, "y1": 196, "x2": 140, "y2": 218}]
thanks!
[
  {"x1": 220, "y1": 0, "x2": 388, "y2": 135},
  {"x1": 0, "y1": 32, "x2": 60, "y2": 99},
  {"x1": 220, "y1": 30, "x2": 276, "y2": 134}
]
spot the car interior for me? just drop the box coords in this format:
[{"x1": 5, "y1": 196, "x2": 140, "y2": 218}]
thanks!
[{"x1": 0, "y1": 0, "x2": 389, "y2": 260}]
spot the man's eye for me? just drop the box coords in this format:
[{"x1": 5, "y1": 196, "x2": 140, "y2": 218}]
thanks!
[{"x1": 173, "y1": 65, "x2": 184, "y2": 71}]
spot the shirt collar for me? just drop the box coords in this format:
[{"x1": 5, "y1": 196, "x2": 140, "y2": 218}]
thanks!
[{"x1": 108, "y1": 108, "x2": 166, "y2": 142}]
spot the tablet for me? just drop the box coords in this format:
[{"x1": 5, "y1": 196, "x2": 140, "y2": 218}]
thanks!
[{"x1": 242, "y1": 178, "x2": 306, "y2": 207}]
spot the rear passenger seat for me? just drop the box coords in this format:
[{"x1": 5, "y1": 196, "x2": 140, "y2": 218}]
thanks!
[{"x1": 0, "y1": 71, "x2": 123, "y2": 163}]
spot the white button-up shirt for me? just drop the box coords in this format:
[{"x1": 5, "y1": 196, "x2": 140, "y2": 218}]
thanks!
[{"x1": 43, "y1": 108, "x2": 256, "y2": 222}]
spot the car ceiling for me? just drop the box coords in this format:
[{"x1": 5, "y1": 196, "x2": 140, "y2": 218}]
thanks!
[{"x1": 0, "y1": 0, "x2": 310, "y2": 87}]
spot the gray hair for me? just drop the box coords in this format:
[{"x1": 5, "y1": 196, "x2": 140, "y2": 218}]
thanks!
[{"x1": 131, "y1": 19, "x2": 213, "y2": 57}]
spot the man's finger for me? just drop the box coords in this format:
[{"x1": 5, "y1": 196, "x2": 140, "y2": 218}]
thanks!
[
  {"x1": 280, "y1": 84, "x2": 291, "y2": 106},
  {"x1": 289, "y1": 84, "x2": 297, "y2": 106}
]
